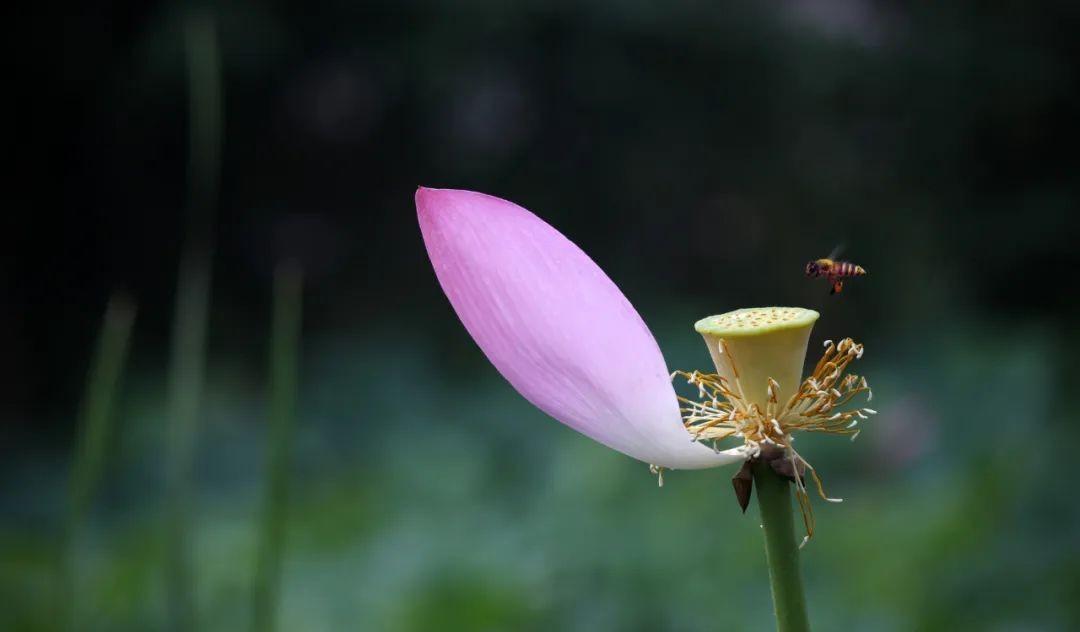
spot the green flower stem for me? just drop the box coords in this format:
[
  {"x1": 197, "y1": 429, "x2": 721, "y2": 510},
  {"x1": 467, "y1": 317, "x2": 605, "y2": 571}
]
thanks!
[{"x1": 753, "y1": 460, "x2": 811, "y2": 632}]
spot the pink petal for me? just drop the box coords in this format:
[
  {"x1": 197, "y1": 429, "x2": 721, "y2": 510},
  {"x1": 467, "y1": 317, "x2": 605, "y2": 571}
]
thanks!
[{"x1": 416, "y1": 187, "x2": 741, "y2": 469}]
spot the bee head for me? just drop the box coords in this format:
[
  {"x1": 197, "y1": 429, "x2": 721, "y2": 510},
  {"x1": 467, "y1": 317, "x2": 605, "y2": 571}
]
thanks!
[{"x1": 805, "y1": 261, "x2": 819, "y2": 277}]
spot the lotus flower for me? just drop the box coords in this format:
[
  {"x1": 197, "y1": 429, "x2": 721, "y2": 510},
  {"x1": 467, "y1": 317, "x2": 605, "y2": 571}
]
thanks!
[
  {"x1": 417, "y1": 187, "x2": 880, "y2": 629},
  {"x1": 416, "y1": 187, "x2": 746, "y2": 471},
  {"x1": 416, "y1": 188, "x2": 875, "y2": 492}
]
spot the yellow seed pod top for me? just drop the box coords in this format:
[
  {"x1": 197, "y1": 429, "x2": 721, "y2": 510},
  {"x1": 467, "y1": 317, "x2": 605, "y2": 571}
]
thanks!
[
  {"x1": 694, "y1": 307, "x2": 819, "y2": 411},
  {"x1": 694, "y1": 307, "x2": 819, "y2": 338}
]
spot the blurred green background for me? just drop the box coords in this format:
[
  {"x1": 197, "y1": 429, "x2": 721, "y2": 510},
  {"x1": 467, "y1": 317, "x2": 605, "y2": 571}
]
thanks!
[{"x1": 7, "y1": 1, "x2": 1080, "y2": 630}]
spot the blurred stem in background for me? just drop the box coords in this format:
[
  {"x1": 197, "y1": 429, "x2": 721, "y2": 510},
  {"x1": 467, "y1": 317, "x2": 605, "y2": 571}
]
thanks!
[
  {"x1": 62, "y1": 295, "x2": 136, "y2": 630},
  {"x1": 753, "y1": 461, "x2": 811, "y2": 632},
  {"x1": 165, "y1": 11, "x2": 221, "y2": 632},
  {"x1": 251, "y1": 263, "x2": 303, "y2": 632}
]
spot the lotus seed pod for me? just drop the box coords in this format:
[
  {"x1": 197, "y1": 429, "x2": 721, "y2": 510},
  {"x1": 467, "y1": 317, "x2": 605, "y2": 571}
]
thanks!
[{"x1": 694, "y1": 307, "x2": 819, "y2": 412}]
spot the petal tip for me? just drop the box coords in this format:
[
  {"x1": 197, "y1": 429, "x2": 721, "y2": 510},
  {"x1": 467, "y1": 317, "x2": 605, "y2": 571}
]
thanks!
[
  {"x1": 414, "y1": 185, "x2": 435, "y2": 209},
  {"x1": 415, "y1": 186, "x2": 463, "y2": 217},
  {"x1": 415, "y1": 187, "x2": 517, "y2": 229},
  {"x1": 415, "y1": 186, "x2": 450, "y2": 227}
]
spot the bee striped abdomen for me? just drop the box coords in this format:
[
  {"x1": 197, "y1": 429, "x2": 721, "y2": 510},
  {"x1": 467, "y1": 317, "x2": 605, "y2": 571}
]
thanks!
[{"x1": 836, "y1": 261, "x2": 865, "y2": 277}]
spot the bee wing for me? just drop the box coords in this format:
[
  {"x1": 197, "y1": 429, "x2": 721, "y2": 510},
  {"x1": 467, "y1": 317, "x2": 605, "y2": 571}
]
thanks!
[{"x1": 827, "y1": 243, "x2": 846, "y2": 260}]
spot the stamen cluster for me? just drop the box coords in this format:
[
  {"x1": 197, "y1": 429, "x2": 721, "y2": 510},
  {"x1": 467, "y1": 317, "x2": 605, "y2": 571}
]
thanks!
[{"x1": 672, "y1": 337, "x2": 876, "y2": 544}]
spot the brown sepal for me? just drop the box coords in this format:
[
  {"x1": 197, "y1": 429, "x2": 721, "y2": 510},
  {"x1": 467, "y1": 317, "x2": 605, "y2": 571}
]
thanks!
[
  {"x1": 731, "y1": 460, "x2": 754, "y2": 513},
  {"x1": 752, "y1": 442, "x2": 806, "y2": 484},
  {"x1": 766, "y1": 452, "x2": 805, "y2": 484}
]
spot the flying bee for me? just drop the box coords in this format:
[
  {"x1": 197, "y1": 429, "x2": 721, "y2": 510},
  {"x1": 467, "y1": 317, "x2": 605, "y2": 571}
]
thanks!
[{"x1": 806, "y1": 247, "x2": 865, "y2": 295}]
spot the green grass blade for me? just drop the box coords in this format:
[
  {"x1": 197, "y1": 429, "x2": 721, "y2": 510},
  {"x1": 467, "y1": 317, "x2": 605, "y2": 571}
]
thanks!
[
  {"x1": 165, "y1": 11, "x2": 222, "y2": 632},
  {"x1": 251, "y1": 263, "x2": 303, "y2": 632},
  {"x1": 62, "y1": 294, "x2": 137, "y2": 630}
]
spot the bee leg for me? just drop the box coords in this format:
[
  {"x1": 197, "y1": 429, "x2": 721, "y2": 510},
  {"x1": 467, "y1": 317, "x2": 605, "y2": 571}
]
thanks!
[{"x1": 830, "y1": 279, "x2": 843, "y2": 295}]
